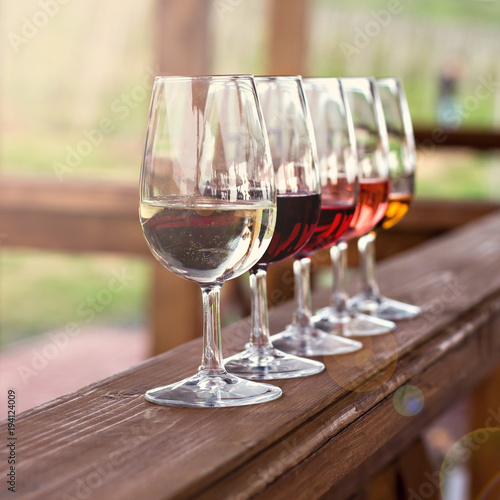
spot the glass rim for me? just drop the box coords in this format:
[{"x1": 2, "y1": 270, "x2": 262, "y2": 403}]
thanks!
[
  {"x1": 153, "y1": 74, "x2": 254, "y2": 82},
  {"x1": 340, "y1": 76, "x2": 376, "y2": 83},
  {"x1": 377, "y1": 76, "x2": 402, "y2": 85},
  {"x1": 302, "y1": 77, "x2": 342, "y2": 89},
  {"x1": 254, "y1": 75, "x2": 301, "y2": 81},
  {"x1": 302, "y1": 76, "x2": 340, "y2": 82}
]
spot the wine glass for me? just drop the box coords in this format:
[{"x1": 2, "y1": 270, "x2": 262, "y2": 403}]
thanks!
[
  {"x1": 348, "y1": 78, "x2": 420, "y2": 320},
  {"x1": 140, "y1": 75, "x2": 282, "y2": 407},
  {"x1": 313, "y1": 77, "x2": 396, "y2": 337},
  {"x1": 270, "y1": 78, "x2": 363, "y2": 356},
  {"x1": 224, "y1": 76, "x2": 325, "y2": 379}
]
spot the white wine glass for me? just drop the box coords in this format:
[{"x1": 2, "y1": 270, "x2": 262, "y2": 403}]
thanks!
[
  {"x1": 224, "y1": 76, "x2": 325, "y2": 379},
  {"x1": 140, "y1": 75, "x2": 282, "y2": 407},
  {"x1": 348, "y1": 78, "x2": 420, "y2": 320}
]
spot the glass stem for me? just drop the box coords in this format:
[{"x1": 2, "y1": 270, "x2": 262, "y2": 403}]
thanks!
[
  {"x1": 292, "y1": 257, "x2": 313, "y2": 328},
  {"x1": 199, "y1": 285, "x2": 225, "y2": 373},
  {"x1": 358, "y1": 232, "x2": 381, "y2": 301},
  {"x1": 249, "y1": 269, "x2": 272, "y2": 348},
  {"x1": 330, "y1": 241, "x2": 349, "y2": 314}
]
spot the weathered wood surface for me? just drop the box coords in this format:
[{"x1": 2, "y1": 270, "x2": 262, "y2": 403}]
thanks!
[{"x1": 2, "y1": 211, "x2": 500, "y2": 500}]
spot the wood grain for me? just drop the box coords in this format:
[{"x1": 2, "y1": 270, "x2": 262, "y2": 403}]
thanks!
[{"x1": 2, "y1": 208, "x2": 500, "y2": 500}]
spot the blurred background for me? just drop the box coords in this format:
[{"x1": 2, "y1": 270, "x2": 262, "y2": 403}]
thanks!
[{"x1": 1, "y1": 0, "x2": 500, "y2": 409}]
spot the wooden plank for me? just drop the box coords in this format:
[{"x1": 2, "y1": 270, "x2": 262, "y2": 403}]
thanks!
[
  {"x1": 0, "y1": 176, "x2": 147, "y2": 255},
  {"x1": 361, "y1": 198, "x2": 500, "y2": 264},
  {"x1": 268, "y1": 0, "x2": 310, "y2": 75},
  {"x1": 1, "y1": 211, "x2": 500, "y2": 500},
  {"x1": 414, "y1": 127, "x2": 500, "y2": 150},
  {"x1": 254, "y1": 310, "x2": 500, "y2": 500}
]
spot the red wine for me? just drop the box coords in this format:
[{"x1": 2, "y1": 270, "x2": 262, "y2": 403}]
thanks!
[
  {"x1": 296, "y1": 201, "x2": 356, "y2": 256},
  {"x1": 254, "y1": 192, "x2": 320, "y2": 269},
  {"x1": 342, "y1": 179, "x2": 390, "y2": 240}
]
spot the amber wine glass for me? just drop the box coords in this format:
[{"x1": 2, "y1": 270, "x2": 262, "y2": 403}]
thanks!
[
  {"x1": 348, "y1": 78, "x2": 420, "y2": 320},
  {"x1": 140, "y1": 75, "x2": 281, "y2": 407}
]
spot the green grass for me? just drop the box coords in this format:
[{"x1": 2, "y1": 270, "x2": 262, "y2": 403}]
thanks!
[
  {"x1": 317, "y1": 0, "x2": 500, "y2": 25},
  {"x1": 416, "y1": 150, "x2": 500, "y2": 200},
  {"x1": 0, "y1": 251, "x2": 149, "y2": 348}
]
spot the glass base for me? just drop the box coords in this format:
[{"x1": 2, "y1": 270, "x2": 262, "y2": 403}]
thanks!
[
  {"x1": 313, "y1": 307, "x2": 396, "y2": 337},
  {"x1": 348, "y1": 294, "x2": 421, "y2": 321},
  {"x1": 270, "y1": 324, "x2": 362, "y2": 357},
  {"x1": 144, "y1": 369, "x2": 282, "y2": 408},
  {"x1": 224, "y1": 344, "x2": 325, "y2": 380}
]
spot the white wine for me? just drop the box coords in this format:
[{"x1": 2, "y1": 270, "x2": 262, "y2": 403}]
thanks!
[{"x1": 140, "y1": 198, "x2": 276, "y2": 284}]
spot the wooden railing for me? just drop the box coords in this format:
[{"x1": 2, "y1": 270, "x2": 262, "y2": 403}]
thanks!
[
  {"x1": 2, "y1": 211, "x2": 500, "y2": 500},
  {"x1": 2, "y1": 175, "x2": 500, "y2": 356}
]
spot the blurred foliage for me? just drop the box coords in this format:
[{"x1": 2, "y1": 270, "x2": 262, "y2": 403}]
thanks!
[{"x1": 0, "y1": 251, "x2": 149, "y2": 347}]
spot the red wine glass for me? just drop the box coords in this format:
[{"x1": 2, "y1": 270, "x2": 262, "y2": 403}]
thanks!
[
  {"x1": 224, "y1": 76, "x2": 325, "y2": 379},
  {"x1": 270, "y1": 78, "x2": 363, "y2": 356}
]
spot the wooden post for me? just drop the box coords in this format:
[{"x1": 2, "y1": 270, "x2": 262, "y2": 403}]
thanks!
[
  {"x1": 469, "y1": 365, "x2": 500, "y2": 498},
  {"x1": 365, "y1": 465, "x2": 399, "y2": 500},
  {"x1": 155, "y1": 0, "x2": 210, "y2": 75},
  {"x1": 151, "y1": 0, "x2": 211, "y2": 354},
  {"x1": 151, "y1": 261, "x2": 202, "y2": 355},
  {"x1": 396, "y1": 438, "x2": 440, "y2": 500},
  {"x1": 268, "y1": 0, "x2": 310, "y2": 76}
]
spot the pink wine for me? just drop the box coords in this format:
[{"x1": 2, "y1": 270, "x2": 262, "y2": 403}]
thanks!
[
  {"x1": 253, "y1": 192, "x2": 320, "y2": 270},
  {"x1": 342, "y1": 178, "x2": 390, "y2": 240}
]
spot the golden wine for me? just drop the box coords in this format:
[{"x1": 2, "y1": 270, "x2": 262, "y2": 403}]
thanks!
[{"x1": 378, "y1": 193, "x2": 412, "y2": 230}]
